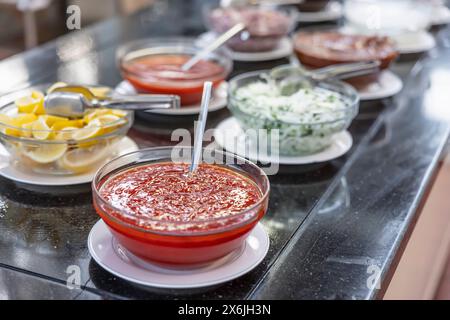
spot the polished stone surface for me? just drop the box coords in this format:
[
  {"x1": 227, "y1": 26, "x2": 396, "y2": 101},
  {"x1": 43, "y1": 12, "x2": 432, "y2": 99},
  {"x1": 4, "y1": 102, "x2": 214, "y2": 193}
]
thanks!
[
  {"x1": 0, "y1": 267, "x2": 100, "y2": 300},
  {"x1": 0, "y1": 0, "x2": 449, "y2": 299}
]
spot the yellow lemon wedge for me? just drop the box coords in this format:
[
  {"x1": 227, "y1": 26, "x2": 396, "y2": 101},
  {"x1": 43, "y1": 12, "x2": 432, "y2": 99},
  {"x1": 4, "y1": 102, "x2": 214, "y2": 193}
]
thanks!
[
  {"x1": 0, "y1": 114, "x2": 13, "y2": 134},
  {"x1": 31, "y1": 91, "x2": 44, "y2": 100},
  {"x1": 83, "y1": 109, "x2": 111, "y2": 124},
  {"x1": 92, "y1": 114, "x2": 122, "y2": 125},
  {"x1": 16, "y1": 97, "x2": 36, "y2": 113},
  {"x1": 110, "y1": 110, "x2": 128, "y2": 117},
  {"x1": 23, "y1": 143, "x2": 68, "y2": 164},
  {"x1": 47, "y1": 82, "x2": 68, "y2": 93},
  {"x1": 51, "y1": 119, "x2": 84, "y2": 131},
  {"x1": 70, "y1": 115, "x2": 121, "y2": 147},
  {"x1": 16, "y1": 96, "x2": 39, "y2": 114},
  {"x1": 3, "y1": 124, "x2": 21, "y2": 137},
  {"x1": 59, "y1": 144, "x2": 111, "y2": 173},
  {"x1": 15, "y1": 114, "x2": 38, "y2": 124},
  {"x1": 90, "y1": 114, "x2": 124, "y2": 136},
  {"x1": 83, "y1": 109, "x2": 127, "y2": 126},
  {"x1": 31, "y1": 117, "x2": 52, "y2": 140},
  {"x1": 21, "y1": 122, "x2": 34, "y2": 138},
  {"x1": 4, "y1": 114, "x2": 37, "y2": 137},
  {"x1": 100, "y1": 114, "x2": 125, "y2": 125},
  {"x1": 71, "y1": 125, "x2": 101, "y2": 141},
  {"x1": 39, "y1": 115, "x2": 69, "y2": 126},
  {"x1": 89, "y1": 87, "x2": 111, "y2": 99},
  {"x1": 31, "y1": 91, "x2": 45, "y2": 115},
  {"x1": 54, "y1": 126, "x2": 79, "y2": 140}
]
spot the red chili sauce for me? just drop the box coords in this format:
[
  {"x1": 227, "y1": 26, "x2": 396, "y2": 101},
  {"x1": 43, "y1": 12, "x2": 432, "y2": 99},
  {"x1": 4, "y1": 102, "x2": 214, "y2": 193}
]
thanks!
[
  {"x1": 96, "y1": 162, "x2": 265, "y2": 265},
  {"x1": 121, "y1": 54, "x2": 226, "y2": 105},
  {"x1": 99, "y1": 162, "x2": 262, "y2": 231}
]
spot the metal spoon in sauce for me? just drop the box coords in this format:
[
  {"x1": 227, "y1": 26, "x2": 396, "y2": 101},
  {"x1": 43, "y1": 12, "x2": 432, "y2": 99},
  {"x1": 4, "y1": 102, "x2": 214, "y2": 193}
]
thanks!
[
  {"x1": 181, "y1": 23, "x2": 246, "y2": 71},
  {"x1": 189, "y1": 81, "x2": 213, "y2": 173}
]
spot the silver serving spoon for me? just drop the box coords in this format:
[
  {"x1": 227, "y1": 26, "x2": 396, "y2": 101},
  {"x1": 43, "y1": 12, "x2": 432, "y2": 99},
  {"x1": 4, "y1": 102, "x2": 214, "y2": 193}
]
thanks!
[
  {"x1": 189, "y1": 82, "x2": 213, "y2": 173},
  {"x1": 181, "y1": 23, "x2": 246, "y2": 71},
  {"x1": 44, "y1": 87, "x2": 180, "y2": 118},
  {"x1": 270, "y1": 61, "x2": 381, "y2": 95}
]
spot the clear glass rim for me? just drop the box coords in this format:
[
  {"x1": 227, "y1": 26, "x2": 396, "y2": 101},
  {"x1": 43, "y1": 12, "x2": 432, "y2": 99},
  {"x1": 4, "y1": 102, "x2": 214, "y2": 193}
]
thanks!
[
  {"x1": 228, "y1": 69, "x2": 360, "y2": 125},
  {"x1": 203, "y1": 2, "x2": 299, "y2": 35},
  {"x1": 0, "y1": 122, "x2": 131, "y2": 144},
  {"x1": 292, "y1": 30, "x2": 398, "y2": 56},
  {"x1": 92, "y1": 146, "x2": 270, "y2": 235}
]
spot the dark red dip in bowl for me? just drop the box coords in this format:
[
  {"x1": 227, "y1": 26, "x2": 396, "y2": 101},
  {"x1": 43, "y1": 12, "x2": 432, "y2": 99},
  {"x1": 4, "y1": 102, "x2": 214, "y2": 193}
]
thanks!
[
  {"x1": 205, "y1": 5, "x2": 296, "y2": 52},
  {"x1": 117, "y1": 38, "x2": 232, "y2": 106},
  {"x1": 93, "y1": 147, "x2": 270, "y2": 266}
]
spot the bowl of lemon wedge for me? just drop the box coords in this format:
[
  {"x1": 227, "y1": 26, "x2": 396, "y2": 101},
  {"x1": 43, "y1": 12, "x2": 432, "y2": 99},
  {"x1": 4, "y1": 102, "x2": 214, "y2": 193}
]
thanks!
[{"x1": 0, "y1": 83, "x2": 133, "y2": 176}]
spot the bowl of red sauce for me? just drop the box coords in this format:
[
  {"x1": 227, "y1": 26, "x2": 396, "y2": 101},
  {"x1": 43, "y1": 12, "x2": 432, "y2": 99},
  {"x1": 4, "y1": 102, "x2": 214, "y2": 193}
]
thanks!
[
  {"x1": 92, "y1": 147, "x2": 269, "y2": 267},
  {"x1": 117, "y1": 38, "x2": 232, "y2": 106},
  {"x1": 204, "y1": 3, "x2": 297, "y2": 53}
]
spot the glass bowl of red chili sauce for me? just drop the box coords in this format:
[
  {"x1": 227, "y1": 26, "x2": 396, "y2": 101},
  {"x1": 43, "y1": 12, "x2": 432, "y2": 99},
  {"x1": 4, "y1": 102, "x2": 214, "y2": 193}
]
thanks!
[
  {"x1": 92, "y1": 147, "x2": 269, "y2": 267},
  {"x1": 117, "y1": 38, "x2": 232, "y2": 106}
]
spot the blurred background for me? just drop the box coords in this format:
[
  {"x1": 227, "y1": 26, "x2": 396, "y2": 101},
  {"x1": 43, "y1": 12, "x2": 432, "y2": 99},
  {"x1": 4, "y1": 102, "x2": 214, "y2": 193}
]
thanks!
[
  {"x1": 1, "y1": 0, "x2": 448, "y2": 60},
  {"x1": 0, "y1": 0, "x2": 157, "y2": 59}
]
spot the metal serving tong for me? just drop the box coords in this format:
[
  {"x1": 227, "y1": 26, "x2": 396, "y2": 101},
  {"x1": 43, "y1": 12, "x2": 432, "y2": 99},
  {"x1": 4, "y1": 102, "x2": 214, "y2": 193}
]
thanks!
[
  {"x1": 270, "y1": 61, "x2": 381, "y2": 95},
  {"x1": 44, "y1": 85, "x2": 180, "y2": 118}
]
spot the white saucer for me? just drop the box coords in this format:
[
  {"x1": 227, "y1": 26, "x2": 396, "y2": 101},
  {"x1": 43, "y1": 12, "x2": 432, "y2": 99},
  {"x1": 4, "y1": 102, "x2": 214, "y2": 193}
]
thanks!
[
  {"x1": 431, "y1": 5, "x2": 450, "y2": 26},
  {"x1": 340, "y1": 26, "x2": 436, "y2": 54},
  {"x1": 0, "y1": 137, "x2": 139, "y2": 186},
  {"x1": 296, "y1": 1, "x2": 343, "y2": 23},
  {"x1": 357, "y1": 70, "x2": 403, "y2": 101},
  {"x1": 196, "y1": 33, "x2": 293, "y2": 62},
  {"x1": 88, "y1": 220, "x2": 269, "y2": 289},
  {"x1": 391, "y1": 30, "x2": 436, "y2": 54},
  {"x1": 214, "y1": 117, "x2": 353, "y2": 165},
  {"x1": 114, "y1": 81, "x2": 227, "y2": 116}
]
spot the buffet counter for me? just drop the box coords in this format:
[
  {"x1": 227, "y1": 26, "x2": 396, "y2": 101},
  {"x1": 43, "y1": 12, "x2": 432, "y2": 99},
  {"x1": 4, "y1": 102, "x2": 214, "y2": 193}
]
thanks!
[{"x1": 0, "y1": 0, "x2": 449, "y2": 299}]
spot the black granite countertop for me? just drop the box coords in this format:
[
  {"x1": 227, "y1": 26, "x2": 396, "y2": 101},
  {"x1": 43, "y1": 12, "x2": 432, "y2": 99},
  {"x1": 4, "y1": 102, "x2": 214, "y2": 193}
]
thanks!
[{"x1": 0, "y1": 0, "x2": 449, "y2": 300}]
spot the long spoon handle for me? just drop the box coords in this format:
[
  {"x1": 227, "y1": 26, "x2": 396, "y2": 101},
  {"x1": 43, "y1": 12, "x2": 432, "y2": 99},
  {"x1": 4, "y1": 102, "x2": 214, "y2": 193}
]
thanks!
[
  {"x1": 100, "y1": 94, "x2": 180, "y2": 109},
  {"x1": 189, "y1": 82, "x2": 213, "y2": 173},
  {"x1": 181, "y1": 23, "x2": 246, "y2": 71},
  {"x1": 312, "y1": 61, "x2": 381, "y2": 81}
]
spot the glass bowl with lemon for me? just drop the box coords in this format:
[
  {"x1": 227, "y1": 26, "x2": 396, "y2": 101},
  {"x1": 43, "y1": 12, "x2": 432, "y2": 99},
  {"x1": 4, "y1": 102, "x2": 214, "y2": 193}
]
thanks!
[{"x1": 0, "y1": 83, "x2": 133, "y2": 176}]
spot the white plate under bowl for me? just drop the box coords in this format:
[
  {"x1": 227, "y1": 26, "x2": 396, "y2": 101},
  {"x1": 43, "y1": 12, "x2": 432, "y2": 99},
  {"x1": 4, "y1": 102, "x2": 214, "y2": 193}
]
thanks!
[
  {"x1": 114, "y1": 81, "x2": 227, "y2": 116},
  {"x1": 88, "y1": 219, "x2": 269, "y2": 289},
  {"x1": 431, "y1": 5, "x2": 450, "y2": 26},
  {"x1": 214, "y1": 117, "x2": 353, "y2": 165},
  {"x1": 391, "y1": 30, "x2": 436, "y2": 54},
  {"x1": 0, "y1": 136, "x2": 138, "y2": 186},
  {"x1": 340, "y1": 26, "x2": 436, "y2": 55},
  {"x1": 357, "y1": 70, "x2": 403, "y2": 101},
  {"x1": 196, "y1": 33, "x2": 293, "y2": 62},
  {"x1": 296, "y1": 1, "x2": 343, "y2": 23}
]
